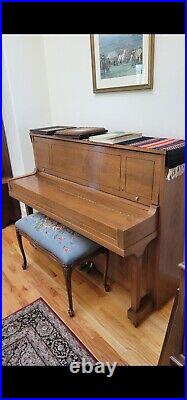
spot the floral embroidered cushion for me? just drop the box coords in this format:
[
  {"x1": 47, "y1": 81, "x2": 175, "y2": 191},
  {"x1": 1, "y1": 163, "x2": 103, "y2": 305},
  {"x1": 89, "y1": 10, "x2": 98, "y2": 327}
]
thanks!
[{"x1": 15, "y1": 213, "x2": 102, "y2": 266}]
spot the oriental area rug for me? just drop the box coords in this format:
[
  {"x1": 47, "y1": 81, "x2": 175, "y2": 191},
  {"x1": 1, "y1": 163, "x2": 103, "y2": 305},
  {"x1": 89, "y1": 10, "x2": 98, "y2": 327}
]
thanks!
[{"x1": 2, "y1": 298, "x2": 96, "y2": 366}]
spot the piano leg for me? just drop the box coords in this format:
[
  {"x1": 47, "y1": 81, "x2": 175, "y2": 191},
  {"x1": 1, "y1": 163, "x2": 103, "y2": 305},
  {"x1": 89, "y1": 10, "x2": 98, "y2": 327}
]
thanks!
[
  {"x1": 127, "y1": 254, "x2": 153, "y2": 327},
  {"x1": 131, "y1": 255, "x2": 142, "y2": 313},
  {"x1": 16, "y1": 229, "x2": 27, "y2": 270},
  {"x1": 62, "y1": 267, "x2": 75, "y2": 317}
]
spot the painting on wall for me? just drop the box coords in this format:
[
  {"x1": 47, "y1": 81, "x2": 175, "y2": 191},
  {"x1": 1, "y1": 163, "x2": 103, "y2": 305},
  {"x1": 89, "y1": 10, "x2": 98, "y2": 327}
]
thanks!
[{"x1": 90, "y1": 34, "x2": 154, "y2": 93}]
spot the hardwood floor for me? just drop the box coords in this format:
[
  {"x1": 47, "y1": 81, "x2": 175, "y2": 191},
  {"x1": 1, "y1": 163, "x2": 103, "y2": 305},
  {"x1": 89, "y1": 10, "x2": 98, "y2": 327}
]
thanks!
[{"x1": 2, "y1": 224, "x2": 173, "y2": 366}]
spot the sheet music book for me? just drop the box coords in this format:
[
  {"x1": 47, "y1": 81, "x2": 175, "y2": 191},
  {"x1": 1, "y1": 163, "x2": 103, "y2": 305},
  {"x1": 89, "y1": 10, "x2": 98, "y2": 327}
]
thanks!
[{"x1": 89, "y1": 131, "x2": 142, "y2": 144}]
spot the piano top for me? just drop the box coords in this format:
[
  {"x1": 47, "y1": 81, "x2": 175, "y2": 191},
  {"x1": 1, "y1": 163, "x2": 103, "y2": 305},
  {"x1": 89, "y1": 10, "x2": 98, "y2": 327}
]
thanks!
[
  {"x1": 30, "y1": 132, "x2": 166, "y2": 155},
  {"x1": 30, "y1": 133, "x2": 185, "y2": 169}
]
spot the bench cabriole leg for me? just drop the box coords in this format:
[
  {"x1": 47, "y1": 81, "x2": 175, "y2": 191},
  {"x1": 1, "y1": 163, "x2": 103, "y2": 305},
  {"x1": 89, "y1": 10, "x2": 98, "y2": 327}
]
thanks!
[
  {"x1": 104, "y1": 250, "x2": 110, "y2": 292},
  {"x1": 63, "y1": 267, "x2": 75, "y2": 317},
  {"x1": 16, "y1": 229, "x2": 27, "y2": 270}
]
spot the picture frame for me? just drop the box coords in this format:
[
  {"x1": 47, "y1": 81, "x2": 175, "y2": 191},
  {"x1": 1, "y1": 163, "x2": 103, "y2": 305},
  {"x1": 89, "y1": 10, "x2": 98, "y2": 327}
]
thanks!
[{"x1": 90, "y1": 34, "x2": 154, "y2": 93}]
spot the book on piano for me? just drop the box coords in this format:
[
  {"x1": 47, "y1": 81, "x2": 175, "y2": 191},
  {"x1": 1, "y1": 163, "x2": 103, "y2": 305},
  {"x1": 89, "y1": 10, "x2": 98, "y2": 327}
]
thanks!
[
  {"x1": 30, "y1": 126, "x2": 76, "y2": 135},
  {"x1": 89, "y1": 131, "x2": 142, "y2": 144},
  {"x1": 54, "y1": 127, "x2": 107, "y2": 139},
  {"x1": 30, "y1": 126, "x2": 107, "y2": 139}
]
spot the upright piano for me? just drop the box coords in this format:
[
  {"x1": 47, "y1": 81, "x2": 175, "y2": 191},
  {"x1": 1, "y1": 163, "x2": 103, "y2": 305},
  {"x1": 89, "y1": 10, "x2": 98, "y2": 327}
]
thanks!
[{"x1": 8, "y1": 132, "x2": 184, "y2": 326}]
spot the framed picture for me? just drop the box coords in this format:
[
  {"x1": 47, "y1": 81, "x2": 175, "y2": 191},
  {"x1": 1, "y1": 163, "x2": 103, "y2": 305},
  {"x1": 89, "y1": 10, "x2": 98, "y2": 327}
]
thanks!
[{"x1": 90, "y1": 34, "x2": 154, "y2": 93}]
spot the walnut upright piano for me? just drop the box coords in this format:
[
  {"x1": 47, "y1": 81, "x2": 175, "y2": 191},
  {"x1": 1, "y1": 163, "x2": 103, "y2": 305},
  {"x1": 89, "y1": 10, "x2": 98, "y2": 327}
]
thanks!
[{"x1": 8, "y1": 132, "x2": 184, "y2": 326}]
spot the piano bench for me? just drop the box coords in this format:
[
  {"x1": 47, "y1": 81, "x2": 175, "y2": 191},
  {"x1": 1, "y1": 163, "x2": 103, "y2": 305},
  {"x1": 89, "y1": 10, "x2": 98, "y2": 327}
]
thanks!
[{"x1": 15, "y1": 212, "x2": 110, "y2": 317}]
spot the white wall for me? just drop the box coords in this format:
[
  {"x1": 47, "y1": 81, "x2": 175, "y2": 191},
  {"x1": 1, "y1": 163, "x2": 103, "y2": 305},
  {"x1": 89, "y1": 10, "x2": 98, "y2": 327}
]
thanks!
[
  {"x1": 3, "y1": 33, "x2": 185, "y2": 180},
  {"x1": 2, "y1": 52, "x2": 25, "y2": 175},
  {"x1": 3, "y1": 35, "x2": 52, "y2": 175},
  {"x1": 44, "y1": 34, "x2": 185, "y2": 139}
]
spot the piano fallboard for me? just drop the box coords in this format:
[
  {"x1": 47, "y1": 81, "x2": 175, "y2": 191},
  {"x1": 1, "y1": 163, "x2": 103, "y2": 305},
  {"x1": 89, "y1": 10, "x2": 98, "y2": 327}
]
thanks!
[{"x1": 9, "y1": 172, "x2": 158, "y2": 256}]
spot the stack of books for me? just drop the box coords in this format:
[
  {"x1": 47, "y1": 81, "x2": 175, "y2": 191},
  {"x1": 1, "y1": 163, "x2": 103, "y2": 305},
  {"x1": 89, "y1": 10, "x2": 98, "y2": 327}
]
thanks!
[
  {"x1": 30, "y1": 126, "x2": 107, "y2": 139},
  {"x1": 54, "y1": 127, "x2": 107, "y2": 139},
  {"x1": 89, "y1": 131, "x2": 142, "y2": 145}
]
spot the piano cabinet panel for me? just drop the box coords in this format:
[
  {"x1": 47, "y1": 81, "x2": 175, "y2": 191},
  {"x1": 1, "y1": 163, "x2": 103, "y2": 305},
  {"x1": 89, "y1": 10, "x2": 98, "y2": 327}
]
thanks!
[
  {"x1": 121, "y1": 151, "x2": 161, "y2": 205},
  {"x1": 33, "y1": 138, "x2": 51, "y2": 171},
  {"x1": 50, "y1": 141, "x2": 121, "y2": 192},
  {"x1": 32, "y1": 136, "x2": 163, "y2": 207},
  {"x1": 149, "y1": 173, "x2": 184, "y2": 309},
  {"x1": 123, "y1": 157, "x2": 154, "y2": 199}
]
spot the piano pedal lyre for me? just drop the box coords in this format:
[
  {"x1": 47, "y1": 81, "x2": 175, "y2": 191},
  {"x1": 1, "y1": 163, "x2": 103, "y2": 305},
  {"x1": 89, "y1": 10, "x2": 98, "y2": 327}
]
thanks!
[{"x1": 80, "y1": 250, "x2": 111, "y2": 292}]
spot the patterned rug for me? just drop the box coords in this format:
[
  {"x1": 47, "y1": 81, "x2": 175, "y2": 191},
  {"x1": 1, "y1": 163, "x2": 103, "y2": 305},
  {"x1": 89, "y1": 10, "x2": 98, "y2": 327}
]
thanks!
[{"x1": 2, "y1": 298, "x2": 96, "y2": 366}]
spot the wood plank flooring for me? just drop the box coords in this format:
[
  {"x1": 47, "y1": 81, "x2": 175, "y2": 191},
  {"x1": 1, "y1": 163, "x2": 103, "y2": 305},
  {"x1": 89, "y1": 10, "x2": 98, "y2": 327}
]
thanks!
[{"x1": 2, "y1": 224, "x2": 173, "y2": 366}]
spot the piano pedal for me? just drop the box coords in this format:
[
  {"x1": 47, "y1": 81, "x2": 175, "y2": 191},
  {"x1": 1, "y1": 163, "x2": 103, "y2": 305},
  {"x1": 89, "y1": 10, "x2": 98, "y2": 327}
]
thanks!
[{"x1": 80, "y1": 261, "x2": 95, "y2": 274}]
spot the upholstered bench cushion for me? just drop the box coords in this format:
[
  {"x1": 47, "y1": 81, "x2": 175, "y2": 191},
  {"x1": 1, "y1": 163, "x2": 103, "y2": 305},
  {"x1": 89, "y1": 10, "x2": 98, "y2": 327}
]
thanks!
[{"x1": 15, "y1": 213, "x2": 102, "y2": 266}]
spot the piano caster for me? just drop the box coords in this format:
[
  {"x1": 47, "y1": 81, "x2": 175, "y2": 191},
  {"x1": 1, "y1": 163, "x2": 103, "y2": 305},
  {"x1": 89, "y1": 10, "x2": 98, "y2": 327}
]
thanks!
[{"x1": 68, "y1": 309, "x2": 75, "y2": 317}]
